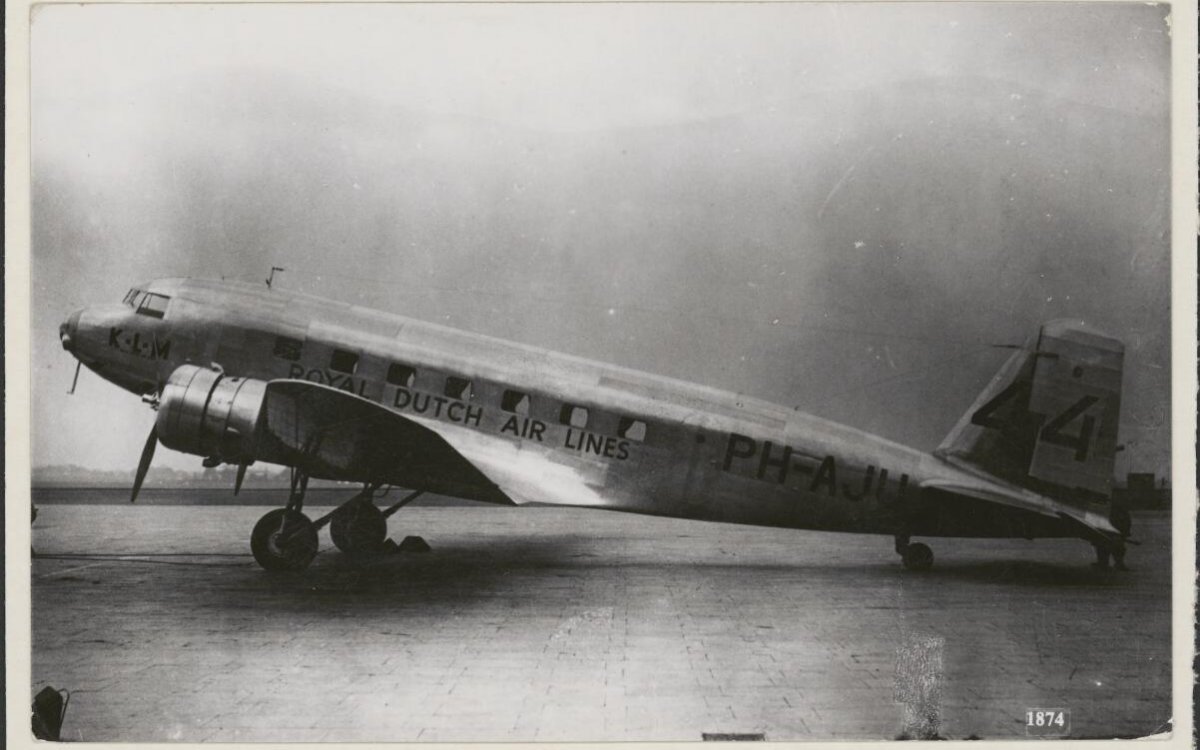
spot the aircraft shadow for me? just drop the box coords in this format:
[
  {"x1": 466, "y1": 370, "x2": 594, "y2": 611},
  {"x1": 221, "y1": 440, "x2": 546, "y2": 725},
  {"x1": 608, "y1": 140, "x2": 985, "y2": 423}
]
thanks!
[
  {"x1": 213, "y1": 535, "x2": 1143, "y2": 614},
  {"x1": 897, "y1": 559, "x2": 1141, "y2": 588},
  {"x1": 235, "y1": 536, "x2": 596, "y2": 606}
]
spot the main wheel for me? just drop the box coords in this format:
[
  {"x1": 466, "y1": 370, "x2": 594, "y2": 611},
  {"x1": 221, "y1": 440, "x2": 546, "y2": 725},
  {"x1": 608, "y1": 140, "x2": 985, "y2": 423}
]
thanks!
[
  {"x1": 901, "y1": 542, "x2": 934, "y2": 571},
  {"x1": 251, "y1": 509, "x2": 319, "y2": 572},
  {"x1": 329, "y1": 502, "x2": 387, "y2": 558}
]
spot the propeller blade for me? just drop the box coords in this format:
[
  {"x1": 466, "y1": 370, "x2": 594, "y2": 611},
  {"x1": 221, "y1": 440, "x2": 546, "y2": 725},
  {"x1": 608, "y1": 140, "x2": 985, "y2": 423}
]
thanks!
[
  {"x1": 67, "y1": 360, "x2": 82, "y2": 395},
  {"x1": 234, "y1": 463, "x2": 248, "y2": 495},
  {"x1": 131, "y1": 425, "x2": 158, "y2": 503}
]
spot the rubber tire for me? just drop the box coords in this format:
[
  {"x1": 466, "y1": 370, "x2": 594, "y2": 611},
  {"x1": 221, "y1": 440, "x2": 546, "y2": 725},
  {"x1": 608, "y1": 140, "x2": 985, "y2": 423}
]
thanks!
[
  {"x1": 251, "y1": 509, "x2": 319, "y2": 572},
  {"x1": 329, "y1": 502, "x2": 387, "y2": 559},
  {"x1": 901, "y1": 542, "x2": 934, "y2": 571}
]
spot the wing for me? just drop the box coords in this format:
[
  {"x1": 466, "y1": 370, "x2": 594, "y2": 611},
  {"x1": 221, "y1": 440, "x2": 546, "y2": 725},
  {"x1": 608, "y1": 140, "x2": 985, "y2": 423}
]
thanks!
[
  {"x1": 260, "y1": 380, "x2": 511, "y2": 503},
  {"x1": 413, "y1": 419, "x2": 615, "y2": 509},
  {"x1": 260, "y1": 380, "x2": 609, "y2": 508}
]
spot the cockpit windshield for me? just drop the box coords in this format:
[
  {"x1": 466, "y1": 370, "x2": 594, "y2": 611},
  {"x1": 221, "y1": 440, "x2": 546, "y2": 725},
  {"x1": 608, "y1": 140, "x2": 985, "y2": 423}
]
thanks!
[
  {"x1": 138, "y1": 293, "x2": 171, "y2": 319},
  {"x1": 123, "y1": 288, "x2": 171, "y2": 318}
]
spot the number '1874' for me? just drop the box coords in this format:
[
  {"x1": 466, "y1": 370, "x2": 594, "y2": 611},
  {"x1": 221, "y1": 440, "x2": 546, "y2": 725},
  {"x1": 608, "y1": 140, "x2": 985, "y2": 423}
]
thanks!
[{"x1": 1025, "y1": 708, "x2": 1070, "y2": 736}]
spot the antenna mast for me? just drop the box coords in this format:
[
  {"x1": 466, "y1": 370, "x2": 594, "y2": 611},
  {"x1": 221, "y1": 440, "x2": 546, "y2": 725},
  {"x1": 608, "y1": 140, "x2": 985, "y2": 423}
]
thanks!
[{"x1": 266, "y1": 266, "x2": 286, "y2": 289}]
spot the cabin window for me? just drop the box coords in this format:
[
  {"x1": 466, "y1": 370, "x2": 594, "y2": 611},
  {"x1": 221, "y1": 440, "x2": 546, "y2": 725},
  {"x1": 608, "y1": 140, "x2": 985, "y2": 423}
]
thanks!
[
  {"x1": 444, "y1": 376, "x2": 472, "y2": 400},
  {"x1": 501, "y1": 389, "x2": 530, "y2": 415},
  {"x1": 387, "y1": 363, "x2": 416, "y2": 388},
  {"x1": 330, "y1": 349, "x2": 359, "y2": 374},
  {"x1": 559, "y1": 403, "x2": 589, "y2": 429},
  {"x1": 136, "y1": 293, "x2": 171, "y2": 319},
  {"x1": 618, "y1": 417, "x2": 647, "y2": 442},
  {"x1": 273, "y1": 336, "x2": 303, "y2": 361}
]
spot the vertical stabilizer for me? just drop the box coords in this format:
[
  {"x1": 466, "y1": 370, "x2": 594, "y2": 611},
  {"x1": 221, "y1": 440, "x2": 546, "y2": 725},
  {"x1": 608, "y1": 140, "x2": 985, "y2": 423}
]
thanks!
[{"x1": 936, "y1": 320, "x2": 1124, "y2": 500}]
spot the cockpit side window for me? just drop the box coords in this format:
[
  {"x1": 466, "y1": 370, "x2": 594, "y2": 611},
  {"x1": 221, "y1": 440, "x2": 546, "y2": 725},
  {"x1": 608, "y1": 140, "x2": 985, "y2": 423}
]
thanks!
[{"x1": 136, "y1": 292, "x2": 171, "y2": 319}]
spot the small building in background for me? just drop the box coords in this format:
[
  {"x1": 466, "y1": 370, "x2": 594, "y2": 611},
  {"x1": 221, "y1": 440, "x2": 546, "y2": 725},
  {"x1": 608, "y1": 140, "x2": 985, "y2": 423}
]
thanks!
[{"x1": 1112, "y1": 472, "x2": 1171, "y2": 510}]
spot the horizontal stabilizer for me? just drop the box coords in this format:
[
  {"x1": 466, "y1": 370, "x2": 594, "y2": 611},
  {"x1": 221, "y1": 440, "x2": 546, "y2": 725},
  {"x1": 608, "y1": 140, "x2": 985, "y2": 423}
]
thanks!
[{"x1": 920, "y1": 477, "x2": 1122, "y2": 539}]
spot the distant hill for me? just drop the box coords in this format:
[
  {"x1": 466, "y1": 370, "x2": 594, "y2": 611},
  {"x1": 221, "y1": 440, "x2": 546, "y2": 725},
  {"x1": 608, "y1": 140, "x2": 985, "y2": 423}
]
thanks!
[{"x1": 31, "y1": 464, "x2": 352, "y2": 490}]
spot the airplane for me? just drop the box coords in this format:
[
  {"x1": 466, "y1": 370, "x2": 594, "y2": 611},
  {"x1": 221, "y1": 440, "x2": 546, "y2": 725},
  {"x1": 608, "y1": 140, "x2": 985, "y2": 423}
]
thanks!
[{"x1": 57, "y1": 277, "x2": 1133, "y2": 573}]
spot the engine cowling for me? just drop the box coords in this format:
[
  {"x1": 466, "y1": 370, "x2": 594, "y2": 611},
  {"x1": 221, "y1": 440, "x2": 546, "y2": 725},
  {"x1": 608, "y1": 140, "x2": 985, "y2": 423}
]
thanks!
[{"x1": 155, "y1": 365, "x2": 268, "y2": 464}]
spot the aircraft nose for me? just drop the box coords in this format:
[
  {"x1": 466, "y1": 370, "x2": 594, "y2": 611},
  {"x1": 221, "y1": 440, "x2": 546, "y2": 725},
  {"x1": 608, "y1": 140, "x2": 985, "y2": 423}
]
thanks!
[{"x1": 60, "y1": 309, "x2": 81, "y2": 352}]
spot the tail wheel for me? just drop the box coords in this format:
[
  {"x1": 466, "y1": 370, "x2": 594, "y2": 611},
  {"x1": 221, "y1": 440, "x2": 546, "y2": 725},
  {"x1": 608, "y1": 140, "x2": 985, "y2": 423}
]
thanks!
[
  {"x1": 251, "y1": 509, "x2": 318, "y2": 572},
  {"x1": 901, "y1": 542, "x2": 934, "y2": 571},
  {"x1": 329, "y1": 502, "x2": 387, "y2": 558}
]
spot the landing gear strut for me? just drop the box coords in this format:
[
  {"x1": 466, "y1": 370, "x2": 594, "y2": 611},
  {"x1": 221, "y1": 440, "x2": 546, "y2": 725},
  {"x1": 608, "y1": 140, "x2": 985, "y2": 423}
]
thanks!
[
  {"x1": 249, "y1": 473, "x2": 426, "y2": 571},
  {"x1": 895, "y1": 535, "x2": 934, "y2": 571}
]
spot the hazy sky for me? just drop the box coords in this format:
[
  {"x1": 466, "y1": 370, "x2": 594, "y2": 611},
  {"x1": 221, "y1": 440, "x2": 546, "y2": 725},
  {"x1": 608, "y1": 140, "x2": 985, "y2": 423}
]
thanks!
[{"x1": 30, "y1": 3, "x2": 1172, "y2": 478}]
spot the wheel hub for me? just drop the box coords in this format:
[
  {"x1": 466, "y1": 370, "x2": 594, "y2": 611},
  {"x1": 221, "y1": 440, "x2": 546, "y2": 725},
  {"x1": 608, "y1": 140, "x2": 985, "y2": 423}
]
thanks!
[{"x1": 267, "y1": 530, "x2": 287, "y2": 557}]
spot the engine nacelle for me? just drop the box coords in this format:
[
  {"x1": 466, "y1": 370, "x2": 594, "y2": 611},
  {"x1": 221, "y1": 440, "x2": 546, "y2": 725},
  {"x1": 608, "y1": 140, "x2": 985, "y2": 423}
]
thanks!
[{"x1": 155, "y1": 365, "x2": 268, "y2": 464}]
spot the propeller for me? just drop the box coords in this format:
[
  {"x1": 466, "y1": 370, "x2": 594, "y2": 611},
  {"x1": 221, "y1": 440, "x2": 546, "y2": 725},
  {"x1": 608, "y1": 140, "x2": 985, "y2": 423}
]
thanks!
[
  {"x1": 131, "y1": 425, "x2": 158, "y2": 503},
  {"x1": 234, "y1": 463, "x2": 248, "y2": 495},
  {"x1": 67, "y1": 361, "x2": 82, "y2": 395}
]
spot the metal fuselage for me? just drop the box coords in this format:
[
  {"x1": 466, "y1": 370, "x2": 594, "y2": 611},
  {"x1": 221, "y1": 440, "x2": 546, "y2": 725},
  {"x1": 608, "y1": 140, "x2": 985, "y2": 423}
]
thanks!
[{"x1": 61, "y1": 277, "x2": 1056, "y2": 539}]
